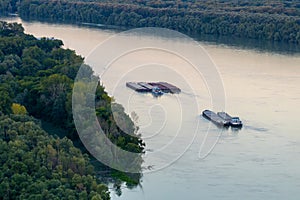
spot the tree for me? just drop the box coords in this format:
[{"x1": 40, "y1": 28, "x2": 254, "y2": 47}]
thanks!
[
  {"x1": 16, "y1": 0, "x2": 300, "y2": 44},
  {"x1": 91, "y1": 194, "x2": 103, "y2": 200},
  {"x1": 0, "y1": 115, "x2": 111, "y2": 200},
  {"x1": 0, "y1": 86, "x2": 12, "y2": 115},
  {"x1": 11, "y1": 103, "x2": 27, "y2": 115},
  {"x1": 0, "y1": 21, "x2": 144, "y2": 198}
]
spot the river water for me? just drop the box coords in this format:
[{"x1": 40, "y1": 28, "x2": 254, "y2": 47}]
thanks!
[{"x1": 1, "y1": 17, "x2": 300, "y2": 200}]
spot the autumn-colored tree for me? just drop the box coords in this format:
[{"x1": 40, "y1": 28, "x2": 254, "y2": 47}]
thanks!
[{"x1": 11, "y1": 103, "x2": 27, "y2": 115}]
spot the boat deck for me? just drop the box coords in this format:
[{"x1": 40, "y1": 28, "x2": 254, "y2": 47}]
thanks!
[
  {"x1": 149, "y1": 82, "x2": 181, "y2": 93},
  {"x1": 138, "y1": 82, "x2": 154, "y2": 90},
  {"x1": 126, "y1": 82, "x2": 181, "y2": 94},
  {"x1": 217, "y1": 112, "x2": 232, "y2": 122},
  {"x1": 126, "y1": 82, "x2": 149, "y2": 92}
]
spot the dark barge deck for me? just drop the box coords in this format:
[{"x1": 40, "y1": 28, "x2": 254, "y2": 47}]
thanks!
[
  {"x1": 202, "y1": 110, "x2": 230, "y2": 127},
  {"x1": 126, "y1": 82, "x2": 181, "y2": 94}
]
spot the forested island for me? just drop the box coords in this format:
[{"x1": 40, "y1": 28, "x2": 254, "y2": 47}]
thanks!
[
  {"x1": 0, "y1": 21, "x2": 144, "y2": 199},
  {"x1": 1, "y1": 0, "x2": 300, "y2": 44}
]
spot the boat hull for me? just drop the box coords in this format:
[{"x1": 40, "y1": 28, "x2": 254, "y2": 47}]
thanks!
[{"x1": 230, "y1": 123, "x2": 243, "y2": 128}]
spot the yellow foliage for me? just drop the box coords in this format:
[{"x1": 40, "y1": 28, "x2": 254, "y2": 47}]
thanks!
[{"x1": 11, "y1": 103, "x2": 27, "y2": 115}]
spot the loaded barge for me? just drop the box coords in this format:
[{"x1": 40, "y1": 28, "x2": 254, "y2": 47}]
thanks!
[
  {"x1": 126, "y1": 82, "x2": 181, "y2": 95},
  {"x1": 202, "y1": 110, "x2": 230, "y2": 127},
  {"x1": 202, "y1": 110, "x2": 243, "y2": 128}
]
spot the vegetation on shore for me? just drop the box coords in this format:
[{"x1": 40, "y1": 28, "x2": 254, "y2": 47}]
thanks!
[
  {"x1": 0, "y1": 21, "x2": 144, "y2": 199},
  {"x1": 1, "y1": 0, "x2": 299, "y2": 44},
  {"x1": 0, "y1": 114, "x2": 110, "y2": 200}
]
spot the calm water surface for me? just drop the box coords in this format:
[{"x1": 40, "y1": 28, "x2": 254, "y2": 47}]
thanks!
[{"x1": 2, "y1": 17, "x2": 300, "y2": 200}]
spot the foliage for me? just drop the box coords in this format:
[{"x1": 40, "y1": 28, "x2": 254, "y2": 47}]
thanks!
[
  {"x1": 111, "y1": 170, "x2": 139, "y2": 186},
  {"x1": 0, "y1": 0, "x2": 19, "y2": 14},
  {"x1": 0, "y1": 114, "x2": 110, "y2": 200},
  {"x1": 13, "y1": 0, "x2": 300, "y2": 44},
  {"x1": 11, "y1": 103, "x2": 27, "y2": 114},
  {"x1": 0, "y1": 21, "x2": 144, "y2": 197},
  {"x1": 0, "y1": 21, "x2": 144, "y2": 154}
]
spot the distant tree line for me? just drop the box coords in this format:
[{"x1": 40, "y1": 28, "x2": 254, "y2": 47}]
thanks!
[
  {"x1": 0, "y1": 0, "x2": 19, "y2": 14},
  {"x1": 9, "y1": 0, "x2": 300, "y2": 44}
]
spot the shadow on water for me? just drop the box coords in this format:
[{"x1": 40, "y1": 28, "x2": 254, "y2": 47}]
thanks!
[
  {"x1": 231, "y1": 126, "x2": 243, "y2": 133},
  {"x1": 193, "y1": 33, "x2": 300, "y2": 56},
  {"x1": 244, "y1": 125, "x2": 268, "y2": 133}
]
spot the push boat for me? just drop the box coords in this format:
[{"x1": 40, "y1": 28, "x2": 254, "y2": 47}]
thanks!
[
  {"x1": 217, "y1": 112, "x2": 243, "y2": 127},
  {"x1": 151, "y1": 86, "x2": 164, "y2": 96}
]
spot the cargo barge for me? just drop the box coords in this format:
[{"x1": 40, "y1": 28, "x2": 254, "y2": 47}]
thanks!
[
  {"x1": 202, "y1": 110, "x2": 230, "y2": 127},
  {"x1": 126, "y1": 82, "x2": 181, "y2": 95}
]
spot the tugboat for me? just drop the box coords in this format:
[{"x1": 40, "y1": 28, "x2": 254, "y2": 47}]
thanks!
[
  {"x1": 202, "y1": 110, "x2": 230, "y2": 127},
  {"x1": 217, "y1": 112, "x2": 243, "y2": 128},
  {"x1": 151, "y1": 86, "x2": 164, "y2": 97}
]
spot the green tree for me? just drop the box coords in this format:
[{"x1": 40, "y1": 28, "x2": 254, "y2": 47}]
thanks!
[{"x1": 0, "y1": 86, "x2": 12, "y2": 115}]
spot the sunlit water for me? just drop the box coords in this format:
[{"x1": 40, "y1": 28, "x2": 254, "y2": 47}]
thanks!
[{"x1": 1, "y1": 17, "x2": 300, "y2": 200}]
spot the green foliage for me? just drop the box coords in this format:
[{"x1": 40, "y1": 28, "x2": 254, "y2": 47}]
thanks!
[
  {"x1": 0, "y1": 21, "x2": 24, "y2": 37},
  {"x1": 0, "y1": 21, "x2": 144, "y2": 197},
  {"x1": 0, "y1": 115, "x2": 110, "y2": 200},
  {"x1": 111, "y1": 170, "x2": 139, "y2": 186},
  {"x1": 15, "y1": 0, "x2": 300, "y2": 44},
  {"x1": 0, "y1": 82, "x2": 13, "y2": 115},
  {"x1": 0, "y1": 0, "x2": 19, "y2": 14}
]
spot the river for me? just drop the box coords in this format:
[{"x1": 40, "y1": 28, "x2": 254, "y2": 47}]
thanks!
[{"x1": 1, "y1": 17, "x2": 300, "y2": 200}]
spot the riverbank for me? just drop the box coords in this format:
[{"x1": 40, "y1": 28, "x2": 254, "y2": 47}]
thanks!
[
  {"x1": 1, "y1": 0, "x2": 300, "y2": 44},
  {"x1": 1, "y1": 15, "x2": 300, "y2": 55}
]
